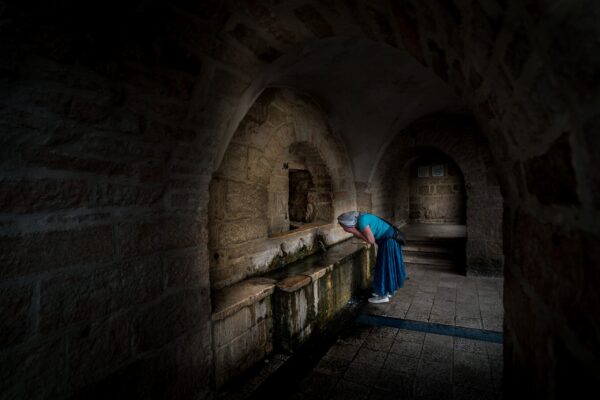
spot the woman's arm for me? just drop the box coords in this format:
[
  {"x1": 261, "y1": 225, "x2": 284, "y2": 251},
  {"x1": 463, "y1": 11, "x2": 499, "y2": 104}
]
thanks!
[{"x1": 343, "y1": 226, "x2": 375, "y2": 244}]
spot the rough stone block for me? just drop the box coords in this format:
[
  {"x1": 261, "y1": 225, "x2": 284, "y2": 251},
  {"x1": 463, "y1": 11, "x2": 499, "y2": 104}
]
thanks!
[
  {"x1": 133, "y1": 288, "x2": 207, "y2": 353},
  {"x1": 216, "y1": 142, "x2": 248, "y2": 180},
  {"x1": 67, "y1": 313, "x2": 132, "y2": 390},
  {"x1": 116, "y1": 218, "x2": 203, "y2": 257},
  {"x1": 0, "y1": 282, "x2": 33, "y2": 346},
  {"x1": 0, "y1": 178, "x2": 88, "y2": 213},
  {"x1": 219, "y1": 219, "x2": 268, "y2": 246},
  {"x1": 213, "y1": 306, "x2": 253, "y2": 348},
  {"x1": 293, "y1": 4, "x2": 333, "y2": 38},
  {"x1": 229, "y1": 24, "x2": 281, "y2": 63},
  {"x1": 225, "y1": 181, "x2": 268, "y2": 220},
  {"x1": 248, "y1": 148, "x2": 274, "y2": 186},
  {"x1": 39, "y1": 258, "x2": 163, "y2": 334},
  {"x1": 164, "y1": 248, "x2": 208, "y2": 289},
  {"x1": 0, "y1": 225, "x2": 114, "y2": 279},
  {"x1": 0, "y1": 337, "x2": 66, "y2": 399},
  {"x1": 525, "y1": 132, "x2": 579, "y2": 205},
  {"x1": 214, "y1": 319, "x2": 271, "y2": 387}
]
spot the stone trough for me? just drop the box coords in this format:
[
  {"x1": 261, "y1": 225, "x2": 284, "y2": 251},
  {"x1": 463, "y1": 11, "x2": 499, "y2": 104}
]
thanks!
[{"x1": 211, "y1": 239, "x2": 374, "y2": 388}]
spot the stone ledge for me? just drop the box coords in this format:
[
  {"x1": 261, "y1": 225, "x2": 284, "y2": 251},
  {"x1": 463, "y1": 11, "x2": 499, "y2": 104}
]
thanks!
[
  {"x1": 268, "y1": 221, "x2": 331, "y2": 238},
  {"x1": 276, "y1": 275, "x2": 312, "y2": 292},
  {"x1": 211, "y1": 240, "x2": 367, "y2": 318},
  {"x1": 212, "y1": 277, "x2": 277, "y2": 321}
]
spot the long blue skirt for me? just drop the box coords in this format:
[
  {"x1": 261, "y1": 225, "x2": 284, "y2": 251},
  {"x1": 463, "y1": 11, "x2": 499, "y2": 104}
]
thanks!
[{"x1": 373, "y1": 237, "x2": 407, "y2": 296}]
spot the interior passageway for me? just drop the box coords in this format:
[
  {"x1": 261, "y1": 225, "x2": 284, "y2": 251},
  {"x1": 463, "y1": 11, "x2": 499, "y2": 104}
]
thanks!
[{"x1": 1, "y1": 1, "x2": 597, "y2": 400}]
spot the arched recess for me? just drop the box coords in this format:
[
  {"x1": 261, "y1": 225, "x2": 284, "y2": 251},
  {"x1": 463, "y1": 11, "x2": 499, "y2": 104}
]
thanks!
[
  {"x1": 371, "y1": 115, "x2": 504, "y2": 276},
  {"x1": 208, "y1": 88, "x2": 356, "y2": 290},
  {"x1": 267, "y1": 141, "x2": 334, "y2": 234},
  {"x1": 407, "y1": 149, "x2": 466, "y2": 224}
]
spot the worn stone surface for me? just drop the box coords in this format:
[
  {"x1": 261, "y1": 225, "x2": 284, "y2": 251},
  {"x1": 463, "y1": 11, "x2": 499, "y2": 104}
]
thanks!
[
  {"x1": 409, "y1": 153, "x2": 466, "y2": 223},
  {"x1": 209, "y1": 88, "x2": 351, "y2": 290}
]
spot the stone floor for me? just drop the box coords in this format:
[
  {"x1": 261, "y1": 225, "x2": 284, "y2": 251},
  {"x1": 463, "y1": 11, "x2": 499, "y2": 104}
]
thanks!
[{"x1": 217, "y1": 262, "x2": 504, "y2": 400}]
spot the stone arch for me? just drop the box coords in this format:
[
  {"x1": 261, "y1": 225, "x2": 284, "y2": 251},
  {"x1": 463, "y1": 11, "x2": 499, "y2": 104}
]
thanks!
[
  {"x1": 208, "y1": 88, "x2": 356, "y2": 290},
  {"x1": 371, "y1": 115, "x2": 504, "y2": 275}
]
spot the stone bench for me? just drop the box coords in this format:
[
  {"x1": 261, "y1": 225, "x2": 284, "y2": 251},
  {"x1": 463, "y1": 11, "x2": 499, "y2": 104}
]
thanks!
[{"x1": 211, "y1": 239, "x2": 374, "y2": 387}]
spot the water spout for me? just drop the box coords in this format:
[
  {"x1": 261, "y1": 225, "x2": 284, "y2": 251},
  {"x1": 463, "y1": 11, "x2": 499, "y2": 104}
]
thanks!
[{"x1": 316, "y1": 232, "x2": 327, "y2": 253}]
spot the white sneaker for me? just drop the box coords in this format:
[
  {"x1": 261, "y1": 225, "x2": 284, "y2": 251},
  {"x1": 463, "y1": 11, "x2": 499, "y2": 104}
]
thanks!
[
  {"x1": 368, "y1": 295, "x2": 389, "y2": 304},
  {"x1": 372, "y1": 292, "x2": 391, "y2": 298}
]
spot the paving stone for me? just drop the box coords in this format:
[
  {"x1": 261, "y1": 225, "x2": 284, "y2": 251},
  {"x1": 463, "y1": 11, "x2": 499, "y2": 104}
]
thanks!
[
  {"x1": 369, "y1": 326, "x2": 399, "y2": 339},
  {"x1": 326, "y1": 343, "x2": 360, "y2": 361},
  {"x1": 375, "y1": 369, "x2": 415, "y2": 395},
  {"x1": 453, "y1": 351, "x2": 492, "y2": 389},
  {"x1": 454, "y1": 337, "x2": 487, "y2": 354},
  {"x1": 429, "y1": 313, "x2": 456, "y2": 325},
  {"x1": 485, "y1": 342, "x2": 503, "y2": 358},
  {"x1": 330, "y1": 380, "x2": 370, "y2": 400},
  {"x1": 315, "y1": 356, "x2": 350, "y2": 376},
  {"x1": 396, "y1": 329, "x2": 426, "y2": 343},
  {"x1": 344, "y1": 360, "x2": 382, "y2": 387},
  {"x1": 406, "y1": 310, "x2": 431, "y2": 322},
  {"x1": 354, "y1": 347, "x2": 387, "y2": 367},
  {"x1": 363, "y1": 336, "x2": 394, "y2": 352},
  {"x1": 453, "y1": 385, "x2": 495, "y2": 400},
  {"x1": 384, "y1": 353, "x2": 420, "y2": 376},
  {"x1": 300, "y1": 371, "x2": 339, "y2": 398},
  {"x1": 368, "y1": 387, "x2": 401, "y2": 400},
  {"x1": 414, "y1": 377, "x2": 453, "y2": 400},
  {"x1": 416, "y1": 358, "x2": 453, "y2": 383},
  {"x1": 390, "y1": 340, "x2": 423, "y2": 358},
  {"x1": 482, "y1": 317, "x2": 503, "y2": 331},
  {"x1": 424, "y1": 333, "x2": 454, "y2": 347},
  {"x1": 455, "y1": 316, "x2": 483, "y2": 329}
]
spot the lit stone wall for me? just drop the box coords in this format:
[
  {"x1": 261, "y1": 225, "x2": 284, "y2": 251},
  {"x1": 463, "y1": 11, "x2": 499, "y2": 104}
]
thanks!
[
  {"x1": 208, "y1": 88, "x2": 355, "y2": 290},
  {"x1": 408, "y1": 155, "x2": 466, "y2": 224}
]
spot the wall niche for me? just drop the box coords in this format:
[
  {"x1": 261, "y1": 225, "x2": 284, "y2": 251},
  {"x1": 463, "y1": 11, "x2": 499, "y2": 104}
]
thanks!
[{"x1": 208, "y1": 88, "x2": 354, "y2": 290}]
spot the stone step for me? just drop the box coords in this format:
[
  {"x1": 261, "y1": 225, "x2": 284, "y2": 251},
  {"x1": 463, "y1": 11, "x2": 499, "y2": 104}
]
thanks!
[
  {"x1": 403, "y1": 244, "x2": 456, "y2": 254},
  {"x1": 403, "y1": 254, "x2": 457, "y2": 266},
  {"x1": 404, "y1": 262, "x2": 456, "y2": 271},
  {"x1": 403, "y1": 251, "x2": 457, "y2": 262},
  {"x1": 406, "y1": 238, "x2": 465, "y2": 246}
]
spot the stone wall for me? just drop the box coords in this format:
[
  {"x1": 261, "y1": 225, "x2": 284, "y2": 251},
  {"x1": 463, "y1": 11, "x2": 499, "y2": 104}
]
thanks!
[
  {"x1": 371, "y1": 116, "x2": 504, "y2": 276},
  {"x1": 209, "y1": 88, "x2": 355, "y2": 290},
  {"x1": 408, "y1": 154, "x2": 466, "y2": 223},
  {"x1": 0, "y1": 3, "x2": 214, "y2": 398}
]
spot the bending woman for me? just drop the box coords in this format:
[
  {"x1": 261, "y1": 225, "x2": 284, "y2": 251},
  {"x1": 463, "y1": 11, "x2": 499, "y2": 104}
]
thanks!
[{"x1": 337, "y1": 211, "x2": 407, "y2": 303}]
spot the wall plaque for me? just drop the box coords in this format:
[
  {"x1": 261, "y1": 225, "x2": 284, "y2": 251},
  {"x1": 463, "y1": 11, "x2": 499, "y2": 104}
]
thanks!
[{"x1": 432, "y1": 164, "x2": 445, "y2": 177}]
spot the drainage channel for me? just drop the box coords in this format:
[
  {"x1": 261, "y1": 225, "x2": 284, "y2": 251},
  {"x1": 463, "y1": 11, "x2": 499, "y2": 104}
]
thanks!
[{"x1": 356, "y1": 314, "x2": 503, "y2": 343}]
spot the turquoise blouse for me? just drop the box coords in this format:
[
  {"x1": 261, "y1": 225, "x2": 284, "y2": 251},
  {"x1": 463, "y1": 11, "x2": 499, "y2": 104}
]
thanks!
[{"x1": 357, "y1": 213, "x2": 394, "y2": 240}]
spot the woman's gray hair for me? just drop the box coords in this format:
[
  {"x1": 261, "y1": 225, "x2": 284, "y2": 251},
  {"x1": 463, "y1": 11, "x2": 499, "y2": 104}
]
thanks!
[{"x1": 337, "y1": 211, "x2": 360, "y2": 228}]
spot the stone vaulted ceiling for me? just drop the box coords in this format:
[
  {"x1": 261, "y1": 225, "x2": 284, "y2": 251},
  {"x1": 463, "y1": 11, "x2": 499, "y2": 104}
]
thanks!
[{"x1": 235, "y1": 38, "x2": 467, "y2": 183}]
